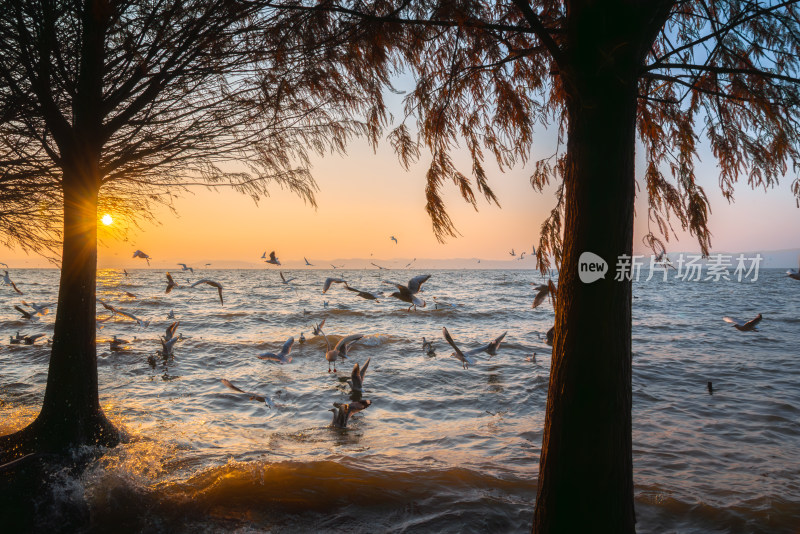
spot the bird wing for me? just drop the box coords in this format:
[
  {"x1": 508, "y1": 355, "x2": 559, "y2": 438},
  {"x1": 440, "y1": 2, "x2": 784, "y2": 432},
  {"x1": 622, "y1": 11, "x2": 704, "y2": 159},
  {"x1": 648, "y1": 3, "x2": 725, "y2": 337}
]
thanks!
[
  {"x1": 216, "y1": 286, "x2": 223, "y2": 305},
  {"x1": 407, "y1": 274, "x2": 431, "y2": 294},
  {"x1": 10, "y1": 281, "x2": 23, "y2": 295},
  {"x1": 485, "y1": 332, "x2": 507, "y2": 355},
  {"x1": 26, "y1": 334, "x2": 45, "y2": 343},
  {"x1": 257, "y1": 352, "x2": 280, "y2": 362},
  {"x1": 442, "y1": 327, "x2": 471, "y2": 363},
  {"x1": 221, "y1": 378, "x2": 246, "y2": 394},
  {"x1": 14, "y1": 305, "x2": 32, "y2": 319},
  {"x1": 280, "y1": 271, "x2": 287, "y2": 283},
  {"x1": 744, "y1": 314, "x2": 763, "y2": 329},
  {"x1": 359, "y1": 357, "x2": 371, "y2": 381},
  {"x1": 178, "y1": 263, "x2": 186, "y2": 268},
  {"x1": 532, "y1": 286, "x2": 549, "y2": 309},
  {"x1": 350, "y1": 362, "x2": 362, "y2": 389},
  {"x1": 722, "y1": 316, "x2": 743, "y2": 327},
  {"x1": 335, "y1": 333, "x2": 363, "y2": 353},
  {"x1": 279, "y1": 337, "x2": 295, "y2": 359},
  {"x1": 323, "y1": 278, "x2": 346, "y2": 293},
  {"x1": 166, "y1": 321, "x2": 179, "y2": 340}
]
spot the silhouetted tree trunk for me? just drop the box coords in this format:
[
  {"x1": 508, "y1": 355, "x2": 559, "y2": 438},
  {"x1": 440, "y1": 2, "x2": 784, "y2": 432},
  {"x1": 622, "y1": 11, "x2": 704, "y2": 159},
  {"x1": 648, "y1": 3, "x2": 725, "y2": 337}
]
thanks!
[
  {"x1": 0, "y1": 155, "x2": 119, "y2": 458},
  {"x1": 533, "y1": 3, "x2": 669, "y2": 531}
]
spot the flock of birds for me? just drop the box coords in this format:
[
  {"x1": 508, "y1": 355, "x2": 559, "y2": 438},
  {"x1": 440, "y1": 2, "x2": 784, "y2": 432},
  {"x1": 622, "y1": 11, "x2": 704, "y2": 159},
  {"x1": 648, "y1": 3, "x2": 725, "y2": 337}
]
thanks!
[{"x1": 3, "y1": 247, "x2": 799, "y2": 422}]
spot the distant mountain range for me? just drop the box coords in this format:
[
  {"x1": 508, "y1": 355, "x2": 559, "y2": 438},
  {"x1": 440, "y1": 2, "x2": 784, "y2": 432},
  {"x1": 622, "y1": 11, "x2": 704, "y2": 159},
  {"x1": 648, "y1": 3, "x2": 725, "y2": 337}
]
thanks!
[{"x1": 6, "y1": 248, "x2": 799, "y2": 270}]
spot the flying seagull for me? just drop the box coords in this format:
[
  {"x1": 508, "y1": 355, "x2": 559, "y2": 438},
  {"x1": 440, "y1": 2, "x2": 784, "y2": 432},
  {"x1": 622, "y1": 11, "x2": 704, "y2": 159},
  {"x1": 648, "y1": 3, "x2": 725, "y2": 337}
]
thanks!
[
  {"x1": 348, "y1": 357, "x2": 371, "y2": 393},
  {"x1": 442, "y1": 327, "x2": 507, "y2": 368},
  {"x1": 165, "y1": 272, "x2": 180, "y2": 293},
  {"x1": 404, "y1": 258, "x2": 417, "y2": 269},
  {"x1": 323, "y1": 332, "x2": 363, "y2": 372},
  {"x1": 323, "y1": 277, "x2": 347, "y2": 293},
  {"x1": 532, "y1": 280, "x2": 557, "y2": 309},
  {"x1": 304, "y1": 257, "x2": 314, "y2": 266},
  {"x1": 220, "y1": 378, "x2": 274, "y2": 408},
  {"x1": 723, "y1": 313, "x2": 763, "y2": 332},
  {"x1": 191, "y1": 279, "x2": 224, "y2": 305},
  {"x1": 14, "y1": 305, "x2": 38, "y2": 321},
  {"x1": 177, "y1": 263, "x2": 194, "y2": 273},
  {"x1": 344, "y1": 284, "x2": 382, "y2": 301},
  {"x1": 371, "y1": 262, "x2": 387, "y2": 270},
  {"x1": 390, "y1": 236, "x2": 398, "y2": 244},
  {"x1": 2, "y1": 271, "x2": 23, "y2": 295},
  {"x1": 509, "y1": 248, "x2": 516, "y2": 257},
  {"x1": 422, "y1": 336, "x2": 435, "y2": 356},
  {"x1": 383, "y1": 274, "x2": 431, "y2": 311},
  {"x1": 257, "y1": 336, "x2": 295, "y2": 364},
  {"x1": 330, "y1": 263, "x2": 344, "y2": 269},
  {"x1": 22, "y1": 301, "x2": 51, "y2": 316},
  {"x1": 132, "y1": 250, "x2": 151, "y2": 265},
  {"x1": 160, "y1": 321, "x2": 182, "y2": 356},
  {"x1": 329, "y1": 400, "x2": 371, "y2": 428},
  {"x1": 265, "y1": 251, "x2": 281, "y2": 266}
]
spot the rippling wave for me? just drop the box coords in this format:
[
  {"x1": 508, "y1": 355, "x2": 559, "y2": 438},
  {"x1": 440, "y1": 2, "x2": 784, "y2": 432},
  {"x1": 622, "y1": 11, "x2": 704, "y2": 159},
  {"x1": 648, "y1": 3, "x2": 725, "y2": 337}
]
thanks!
[{"x1": 1, "y1": 268, "x2": 799, "y2": 532}]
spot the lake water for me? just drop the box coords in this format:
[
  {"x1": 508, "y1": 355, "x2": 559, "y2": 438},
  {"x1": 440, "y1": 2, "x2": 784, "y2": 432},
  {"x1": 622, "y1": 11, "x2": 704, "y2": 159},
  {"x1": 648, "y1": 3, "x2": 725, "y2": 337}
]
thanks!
[{"x1": 1, "y1": 268, "x2": 798, "y2": 532}]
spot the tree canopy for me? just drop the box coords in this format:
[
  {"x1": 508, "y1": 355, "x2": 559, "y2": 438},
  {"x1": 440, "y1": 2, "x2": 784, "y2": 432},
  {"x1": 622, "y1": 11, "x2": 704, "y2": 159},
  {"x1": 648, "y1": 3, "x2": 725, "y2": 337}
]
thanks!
[
  {"x1": 0, "y1": 0, "x2": 393, "y2": 251},
  {"x1": 280, "y1": 0, "x2": 800, "y2": 262}
]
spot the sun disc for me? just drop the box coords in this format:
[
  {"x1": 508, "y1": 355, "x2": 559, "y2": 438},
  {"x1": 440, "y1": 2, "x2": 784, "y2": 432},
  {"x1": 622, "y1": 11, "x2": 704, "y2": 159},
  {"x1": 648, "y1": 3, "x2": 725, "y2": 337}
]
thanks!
[{"x1": 101, "y1": 214, "x2": 113, "y2": 226}]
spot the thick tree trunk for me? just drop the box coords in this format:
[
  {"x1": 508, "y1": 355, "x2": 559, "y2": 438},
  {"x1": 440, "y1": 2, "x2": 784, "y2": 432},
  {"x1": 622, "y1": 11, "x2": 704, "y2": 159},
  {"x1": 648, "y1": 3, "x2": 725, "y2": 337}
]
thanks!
[
  {"x1": 532, "y1": 3, "x2": 652, "y2": 531},
  {"x1": 0, "y1": 159, "x2": 119, "y2": 462}
]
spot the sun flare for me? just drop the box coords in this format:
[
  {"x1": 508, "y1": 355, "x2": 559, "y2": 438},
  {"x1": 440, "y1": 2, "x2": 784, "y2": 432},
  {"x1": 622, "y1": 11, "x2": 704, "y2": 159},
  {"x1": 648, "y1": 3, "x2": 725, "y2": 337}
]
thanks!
[{"x1": 101, "y1": 214, "x2": 113, "y2": 226}]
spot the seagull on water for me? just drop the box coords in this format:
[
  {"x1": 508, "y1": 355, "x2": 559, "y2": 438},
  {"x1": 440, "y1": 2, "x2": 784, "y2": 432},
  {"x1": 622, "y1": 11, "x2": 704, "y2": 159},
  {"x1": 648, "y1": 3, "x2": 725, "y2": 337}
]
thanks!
[
  {"x1": 167, "y1": 309, "x2": 175, "y2": 319},
  {"x1": 299, "y1": 332, "x2": 306, "y2": 344},
  {"x1": 177, "y1": 263, "x2": 194, "y2": 273},
  {"x1": 2, "y1": 271, "x2": 23, "y2": 295},
  {"x1": 21, "y1": 333, "x2": 45, "y2": 345},
  {"x1": 132, "y1": 250, "x2": 151, "y2": 265},
  {"x1": 348, "y1": 357, "x2": 371, "y2": 393},
  {"x1": 787, "y1": 256, "x2": 800, "y2": 280},
  {"x1": 723, "y1": 313, "x2": 763, "y2": 332},
  {"x1": 221, "y1": 378, "x2": 275, "y2": 408},
  {"x1": 257, "y1": 336, "x2": 295, "y2": 364},
  {"x1": 191, "y1": 279, "x2": 224, "y2": 305},
  {"x1": 422, "y1": 336, "x2": 435, "y2": 356},
  {"x1": 329, "y1": 400, "x2": 371, "y2": 428},
  {"x1": 110, "y1": 335, "x2": 129, "y2": 351},
  {"x1": 383, "y1": 274, "x2": 431, "y2": 311},
  {"x1": 264, "y1": 251, "x2": 281, "y2": 266},
  {"x1": 312, "y1": 319, "x2": 326, "y2": 335}
]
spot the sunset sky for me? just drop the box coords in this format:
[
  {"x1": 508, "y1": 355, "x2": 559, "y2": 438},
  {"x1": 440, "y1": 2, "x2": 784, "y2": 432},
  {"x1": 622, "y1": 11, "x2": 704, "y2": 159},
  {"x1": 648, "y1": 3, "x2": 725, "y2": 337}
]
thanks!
[{"x1": 3, "y1": 127, "x2": 799, "y2": 269}]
